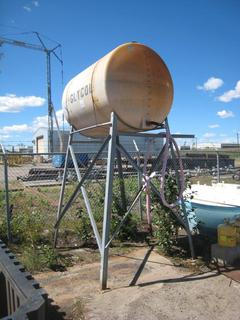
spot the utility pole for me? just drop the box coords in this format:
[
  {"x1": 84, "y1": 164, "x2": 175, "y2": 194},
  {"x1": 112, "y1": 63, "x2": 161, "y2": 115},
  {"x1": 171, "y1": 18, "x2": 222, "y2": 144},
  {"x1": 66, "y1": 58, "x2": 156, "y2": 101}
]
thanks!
[{"x1": 0, "y1": 34, "x2": 63, "y2": 153}]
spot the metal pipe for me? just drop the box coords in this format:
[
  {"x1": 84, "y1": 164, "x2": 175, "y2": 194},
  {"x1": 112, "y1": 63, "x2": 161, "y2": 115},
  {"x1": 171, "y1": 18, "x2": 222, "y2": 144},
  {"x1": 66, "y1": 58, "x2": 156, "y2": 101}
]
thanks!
[
  {"x1": 119, "y1": 132, "x2": 195, "y2": 139},
  {"x1": 70, "y1": 122, "x2": 112, "y2": 135},
  {"x1": 100, "y1": 113, "x2": 117, "y2": 290}
]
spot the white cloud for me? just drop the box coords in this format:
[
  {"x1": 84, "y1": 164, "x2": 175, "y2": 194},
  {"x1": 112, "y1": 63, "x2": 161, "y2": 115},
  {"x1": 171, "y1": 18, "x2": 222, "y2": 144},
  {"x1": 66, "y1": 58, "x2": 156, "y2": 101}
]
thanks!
[
  {"x1": 0, "y1": 134, "x2": 10, "y2": 141},
  {"x1": 32, "y1": 109, "x2": 68, "y2": 131},
  {"x1": 203, "y1": 132, "x2": 216, "y2": 138},
  {"x1": 23, "y1": 6, "x2": 31, "y2": 11},
  {"x1": 217, "y1": 110, "x2": 234, "y2": 119},
  {"x1": 197, "y1": 77, "x2": 224, "y2": 91},
  {"x1": 23, "y1": 2, "x2": 39, "y2": 12},
  {"x1": 217, "y1": 80, "x2": 240, "y2": 102},
  {"x1": 0, "y1": 109, "x2": 68, "y2": 142},
  {"x1": 0, "y1": 94, "x2": 45, "y2": 113},
  {"x1": 208, "y1": 124, "x2": 219, "y2": 129},
  {"x1": 55, "y1": 109, "x2": 68, "y2": 128},
  {"x1": 0, "y1": 124, "x2": 31, "y2": 134},
  {"x1": 32, "y1": 115, "x2": 48, "y2": 129}
]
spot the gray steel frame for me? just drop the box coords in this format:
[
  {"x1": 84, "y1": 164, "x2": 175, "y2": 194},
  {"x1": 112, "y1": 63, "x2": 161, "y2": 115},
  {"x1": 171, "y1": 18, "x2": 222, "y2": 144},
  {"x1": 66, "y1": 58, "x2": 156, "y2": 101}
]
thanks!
[
  {"x1": 1, "y1": 143, "x2": 11, "y2": 242},
  {"x1": 53, "y1": 112, "x2": 195, "y2": 289}
]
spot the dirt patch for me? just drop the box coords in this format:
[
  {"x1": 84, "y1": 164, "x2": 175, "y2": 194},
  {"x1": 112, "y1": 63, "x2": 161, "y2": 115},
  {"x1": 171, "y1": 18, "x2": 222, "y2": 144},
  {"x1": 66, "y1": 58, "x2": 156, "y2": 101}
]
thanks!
[{"x1": 35, "y1": 247, "x2": 240, "y2": 320}]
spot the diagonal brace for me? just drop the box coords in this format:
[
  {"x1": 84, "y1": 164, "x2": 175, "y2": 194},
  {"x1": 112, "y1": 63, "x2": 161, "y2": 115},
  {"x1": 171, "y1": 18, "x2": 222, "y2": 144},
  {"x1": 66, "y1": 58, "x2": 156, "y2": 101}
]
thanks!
[
  {"x1": 105, "y1": 185, "x2": 145, "y2": 249},
  {"x1": 54, "y1": 135, "x2": 111, "y2": 229},
  {"x1": 69, "y1": 145, "x2": 102, "y2": 251},
  {"x1": 117, "y1": 142, "x2": 188, "y2": 229}
]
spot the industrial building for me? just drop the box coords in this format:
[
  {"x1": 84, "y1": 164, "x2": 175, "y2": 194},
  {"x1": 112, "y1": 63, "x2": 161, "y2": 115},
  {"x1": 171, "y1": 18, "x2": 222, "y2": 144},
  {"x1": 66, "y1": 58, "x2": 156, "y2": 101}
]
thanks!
[
  {"x1": 221, "y1": 143, "x2": 240, "y2": 149},
  {"x1": 32, "y1": 127, "x2": 163, "y2": 155}
]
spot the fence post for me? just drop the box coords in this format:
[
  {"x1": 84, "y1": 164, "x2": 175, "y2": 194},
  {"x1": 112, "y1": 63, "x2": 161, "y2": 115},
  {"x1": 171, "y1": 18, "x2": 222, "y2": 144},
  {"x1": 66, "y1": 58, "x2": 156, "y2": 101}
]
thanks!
[
  {"x1": 133, "y1": 140, "x2": 143, "y2": 220},
  {"x1": 2, "y1": 146, "x2": 12, "y2": 242},
  {"x1": 137, "y1": 156, "x2": 143, "y2": 220},
  {"x1": 216, "y1": 151, "x2": 220, "y2": 183}
]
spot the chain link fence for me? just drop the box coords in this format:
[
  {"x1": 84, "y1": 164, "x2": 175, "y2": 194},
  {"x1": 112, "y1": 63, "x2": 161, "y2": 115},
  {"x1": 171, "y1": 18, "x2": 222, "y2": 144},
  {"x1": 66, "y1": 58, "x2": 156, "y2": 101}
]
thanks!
[
  {"x1": 0, "y1": 147, "x2": 146, "y2": 246},
  {"x1": 0, "y1": 143, "x2": 239, "y2": 245}
]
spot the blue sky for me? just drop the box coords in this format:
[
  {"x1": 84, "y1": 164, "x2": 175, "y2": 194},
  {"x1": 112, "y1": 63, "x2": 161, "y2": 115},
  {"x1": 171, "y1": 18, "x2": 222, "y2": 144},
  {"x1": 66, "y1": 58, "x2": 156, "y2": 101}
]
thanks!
[{"x1": 0, "y1": 0, "x2": 240, "y2": 148}]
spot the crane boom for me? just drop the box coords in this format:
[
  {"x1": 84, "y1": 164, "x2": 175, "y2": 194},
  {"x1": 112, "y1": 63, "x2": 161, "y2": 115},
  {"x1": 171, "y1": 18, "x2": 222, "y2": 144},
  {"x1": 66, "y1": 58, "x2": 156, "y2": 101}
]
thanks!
[
  {"x1": 0, "y1": 36, "x2": 49, "y2": 53},
  {"x1": 0, "y1": 34, "x2": 63, "y2": 153}
]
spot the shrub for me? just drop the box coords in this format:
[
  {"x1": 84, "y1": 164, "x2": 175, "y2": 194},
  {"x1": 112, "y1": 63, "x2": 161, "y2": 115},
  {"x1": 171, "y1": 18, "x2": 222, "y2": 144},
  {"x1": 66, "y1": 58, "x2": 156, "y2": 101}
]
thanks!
[
  {"x1": 74, "y1": 209, "x2": 93, "y2": 243},
  {"x1": 0, "y1": 215, "x2": 8, "y2": 241},
  {"x1": 111, "y1": 177, "x2": 139, "y2": 241},
  {"x1": 152, "y1": 174, "x2": 182, "y2": 254},
  {"x1": 111, "y1": 213, "x2": 138, "y2": 241},
  {"x1": 21, "y1": 244, "x2": 59, "y2": 272},
  {"x1": 152, "y1": 206, "x2": 179, "y2": 253},
  {"x1": 11, "y1": 210, "x2": 44, "y2": 245}
]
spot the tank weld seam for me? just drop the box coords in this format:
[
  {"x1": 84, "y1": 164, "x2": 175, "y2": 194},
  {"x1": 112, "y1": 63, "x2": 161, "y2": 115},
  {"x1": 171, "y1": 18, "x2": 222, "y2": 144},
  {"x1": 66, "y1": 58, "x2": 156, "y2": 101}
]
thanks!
[{"x1": 90, "y1": 60, "x2": 101, "y2": 125}]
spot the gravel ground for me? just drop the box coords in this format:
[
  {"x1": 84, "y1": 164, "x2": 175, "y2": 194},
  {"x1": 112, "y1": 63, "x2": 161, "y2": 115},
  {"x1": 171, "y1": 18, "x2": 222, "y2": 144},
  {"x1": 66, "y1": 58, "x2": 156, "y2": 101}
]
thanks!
[{"x1": 35, "y1": 247, "x2": 240, "y2": 320}]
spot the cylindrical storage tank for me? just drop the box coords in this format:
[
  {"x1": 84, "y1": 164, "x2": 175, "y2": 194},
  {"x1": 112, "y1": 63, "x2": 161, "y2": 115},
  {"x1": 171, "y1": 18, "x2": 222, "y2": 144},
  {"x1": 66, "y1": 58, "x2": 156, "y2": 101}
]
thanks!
[{"x1": 63, "y1": 42, "x2": 173, "y2": 137}]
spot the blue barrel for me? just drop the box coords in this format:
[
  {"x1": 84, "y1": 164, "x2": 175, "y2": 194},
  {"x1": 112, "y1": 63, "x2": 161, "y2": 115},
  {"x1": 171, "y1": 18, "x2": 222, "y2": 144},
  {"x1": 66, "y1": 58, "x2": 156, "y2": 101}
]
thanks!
[{"x1": 52, "y1": 154, "x2": 89, "y2": 168}]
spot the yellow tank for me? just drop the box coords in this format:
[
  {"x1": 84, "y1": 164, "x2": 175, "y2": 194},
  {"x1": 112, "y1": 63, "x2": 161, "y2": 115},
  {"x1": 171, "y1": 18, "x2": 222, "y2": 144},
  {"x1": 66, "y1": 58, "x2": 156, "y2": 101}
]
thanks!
[
  {"x1": 218, "y1": 222, "x2": 237, "y2": 248},
  {"x1": 62, "y1": 42, "x2": 173, "y2": 137}
]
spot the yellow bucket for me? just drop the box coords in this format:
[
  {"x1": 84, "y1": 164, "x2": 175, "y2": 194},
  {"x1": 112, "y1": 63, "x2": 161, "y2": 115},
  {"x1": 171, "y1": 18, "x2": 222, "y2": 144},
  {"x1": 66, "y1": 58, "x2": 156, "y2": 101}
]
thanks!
[{"x1": 218, "y1": 223, "x2": 237, "y2": 248}]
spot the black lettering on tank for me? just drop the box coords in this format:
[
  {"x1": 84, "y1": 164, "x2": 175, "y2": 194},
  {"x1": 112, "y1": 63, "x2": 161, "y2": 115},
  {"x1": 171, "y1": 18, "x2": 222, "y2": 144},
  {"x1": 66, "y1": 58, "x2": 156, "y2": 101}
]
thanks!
[
  {"x1": 89, "y1": 83, "x2": 92, "y2": 93},
  {"x1": 81, "y1": 87, "x2": 84, "y2": 98},
  {"x1": 70, "y1": 83, "x2": 92, "y2": 103}
]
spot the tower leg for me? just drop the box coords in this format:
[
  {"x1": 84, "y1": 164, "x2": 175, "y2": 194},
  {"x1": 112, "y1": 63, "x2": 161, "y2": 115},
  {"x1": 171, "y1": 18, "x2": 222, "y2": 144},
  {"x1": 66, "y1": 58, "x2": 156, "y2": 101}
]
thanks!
[{"x1": 100, "y1": 113, "x2": 117, "y2": 290}]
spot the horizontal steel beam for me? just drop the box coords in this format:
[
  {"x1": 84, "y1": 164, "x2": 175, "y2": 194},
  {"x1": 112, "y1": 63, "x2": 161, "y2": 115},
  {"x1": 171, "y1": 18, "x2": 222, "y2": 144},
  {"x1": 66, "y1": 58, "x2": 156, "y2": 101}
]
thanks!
[
  {"x1": 119, "y1": 132, "x2": 195, "y2": 139},
  {"x1": 71, "y1": 122, "x2": 112, "y2": 135}
]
